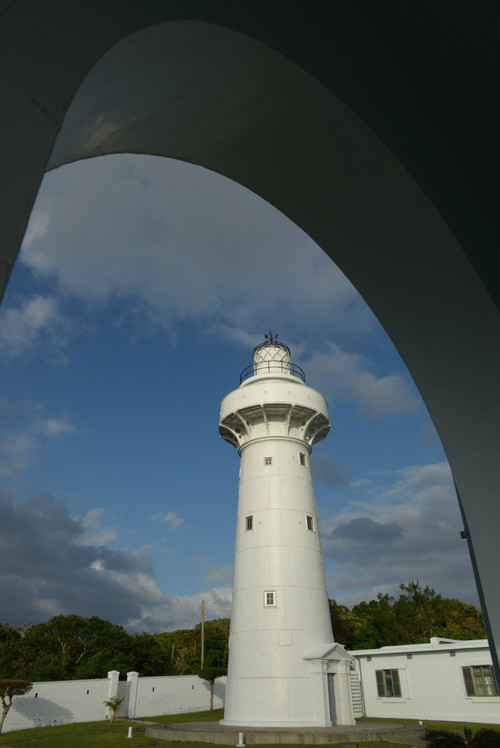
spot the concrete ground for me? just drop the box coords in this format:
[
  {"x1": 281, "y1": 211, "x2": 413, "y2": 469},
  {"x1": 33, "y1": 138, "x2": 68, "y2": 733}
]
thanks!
[{"x1": 144, "y1": 719, "x2": 426, "y2": 745}]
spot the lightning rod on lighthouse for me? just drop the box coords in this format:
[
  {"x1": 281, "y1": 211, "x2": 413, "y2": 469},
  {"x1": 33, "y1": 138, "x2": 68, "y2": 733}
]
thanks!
[{"x1": 219, "y1": 335, "x2": 354, "y2": 727}]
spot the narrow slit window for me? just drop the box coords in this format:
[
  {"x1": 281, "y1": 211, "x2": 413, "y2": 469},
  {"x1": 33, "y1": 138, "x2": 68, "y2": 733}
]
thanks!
[
  {"x1": 306, "y1": 515, "x2": 314, "y2": 531},
  {"x1": 299, "y1": 452, "x2": 306, "y2": 466},
  {"x1": 246, "y1": 515, "x2": 253, "y2": 531},
  {"x1": 264, "y1": 456, "x2": 272, "y2": 466},
  {"x1": 264, "y1": 590, "x2": 276, "y2": 607}
]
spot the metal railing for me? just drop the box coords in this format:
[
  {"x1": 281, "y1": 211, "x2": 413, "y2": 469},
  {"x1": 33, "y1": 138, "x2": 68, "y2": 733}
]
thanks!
[{"x1": 239, "y1": 360, "x2": 306, "y2": 384}]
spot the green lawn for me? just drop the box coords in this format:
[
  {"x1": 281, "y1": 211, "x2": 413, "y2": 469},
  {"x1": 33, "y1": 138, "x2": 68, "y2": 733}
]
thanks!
[
  {"x1": 0, "y1": 720, "x2": 147, "y2": 746},
  {"x1": 357, "y1": 717, "x2": 500, "y2": 732},
  {"x1": 1, "y1": 711, "x2": 499, "y2": 748}
]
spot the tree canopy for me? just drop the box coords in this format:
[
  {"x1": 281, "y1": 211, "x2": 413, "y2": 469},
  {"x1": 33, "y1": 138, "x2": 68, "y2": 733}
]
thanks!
[
  {"x1": 0, "y1": 583, "x2": 485, "y2": 681},
  {"x1": 329, "y1": 582, "x2": 486, "y2": 650},
  {"x1": 0, "y1": 615, "x2": 229, "y2": 681}
]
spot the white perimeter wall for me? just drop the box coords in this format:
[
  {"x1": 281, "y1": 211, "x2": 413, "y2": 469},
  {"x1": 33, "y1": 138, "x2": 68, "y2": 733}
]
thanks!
[
  {"x1": 5, "y1": 641, "x2": 500, "y2": 732},
  {"x1": 353, "y1": 640, "x2": 500, "y2": 724},
  {"x1": 4, "y1": 671, "x2": 226, "y2": 734}
]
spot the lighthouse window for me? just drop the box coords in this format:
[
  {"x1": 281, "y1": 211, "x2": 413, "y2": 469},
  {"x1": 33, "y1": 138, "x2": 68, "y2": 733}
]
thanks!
[
  {"x1": 264, "y1": 456, "x2": 273, "y2": 466},
  {"x1": 264, "y1": 591, "x2": 276, "y2": 607},
  {"x1": 306, "y1": 515, "x2": 314, "y2": 531},
  {"x1": 299, "y1": 452, "x2": 306, "y2": 466},
  {"x1": 245, "y1": 515, "x2": 253, "y2": 531}
]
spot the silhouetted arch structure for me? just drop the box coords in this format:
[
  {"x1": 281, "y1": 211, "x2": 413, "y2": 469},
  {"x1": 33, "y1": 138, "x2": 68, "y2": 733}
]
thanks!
[{"x1": 1, "y1": 1, "x2": 499, "y2": 679}]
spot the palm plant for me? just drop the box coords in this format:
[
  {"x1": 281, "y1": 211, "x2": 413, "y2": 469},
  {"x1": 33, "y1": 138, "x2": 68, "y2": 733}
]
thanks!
[
  {"x1": 425, "y1": 727, "x2": 500, "y2": 748},
  {"x1": 103, "y1": 695, "x2": 125, "y2": 722}
]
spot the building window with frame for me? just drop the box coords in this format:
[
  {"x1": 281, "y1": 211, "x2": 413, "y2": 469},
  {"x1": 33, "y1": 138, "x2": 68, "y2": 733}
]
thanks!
[
  {"x1": 306, "y1": 515, "x2": 314, "y2": 531},
  {"x1": 462, "y1": 666, "x2": 499, "y2": 697},
  {"x1": 264, "y1": 456, "x2": 273, "y2": 466},
  {"x1": 299, "y1": 452, "x2": 306, "y2": 466},
  {"x1": 264, "y1": 590, "x2": 276, "y2": 607},
  {"x1": 376, "y1": 669, "x2": 402, "y2": 698},
  {"x1": 245, "y1": 515, "x2": 253, "y2": 531}
]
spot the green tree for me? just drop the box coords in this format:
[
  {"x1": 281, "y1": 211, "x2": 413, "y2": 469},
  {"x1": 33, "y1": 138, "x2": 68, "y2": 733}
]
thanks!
[
  {"x1": 347, "y1": 582, "x2": 486, "y2": 649},
  {"x1": 129, "y1": 632, "x2": 171, "y2": 677},
  {"x1": 103, "y1": 695, "x2": 125, "y2": 723},
  {"x1": 156, "y1": 618, "x2": 230, "y2": 677},
  {"x1": 351, "y1": 593, "x2": 396, "y2": 648},
  {"x1": 198, "y1": 665, "x2": 226, "y2": 711},
  {"x1": 196, "y1": 619, "x2": 228, "y2": 710},
  {"x1": 20, "y1": 615, "x2": 134, "y2": 680},
  {"x1": 329, "y1": 600, "x2": 363, "y2": 649},
  {"x1": 0, "y1": 680, "x2": 32, "y2": 734},
  {"x1": 0, "y1": 624, "x2": 24, "y2": 679}
]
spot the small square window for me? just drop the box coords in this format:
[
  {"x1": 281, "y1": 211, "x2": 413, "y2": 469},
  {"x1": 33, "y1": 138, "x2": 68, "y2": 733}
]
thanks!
[
  {"x1": 264, "y1": 457, "x2": 272, "y2": 466},
  {"x1": 264, "y1": 590, "x2": 276, "y2": 607},
  {"x1": 246, "y1": 515, "x2": 253, "y2": 531},
  {"x1": 299, "y1": 452, "x2": 306, "y2": 466},
  {"x1": 306, "y1": 515, "x2": 314, "y2": 531}
]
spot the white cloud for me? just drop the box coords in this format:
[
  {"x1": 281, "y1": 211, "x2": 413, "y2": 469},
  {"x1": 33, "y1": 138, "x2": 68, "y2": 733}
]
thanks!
[
  {"x1": 80, "y1": 508, "x2": 117, "y2": 546},
  {"x1": 303, "y1": 342, "x2": 420, "y2": 418},
  {"x1": 151, "y1": 511, "x2": 186, "y2": 530},
  {"x1": 0, "y1": 404, "x2": 79, "y2": 476},
  {"x1": 0, "y1": 490, "x2": 173, "y2": 630},
  {"x1": 192, "y1": 556, "x2": 234, "y2": 585},
  {"x1": 20, "y1": 155, "x2": 375, "y2": 348},
  {"x1": 419, "y1": 420, "x2": 439, "y2": 445},
  {"x1": 23, "y1": 208, "x2": 50, "y2": 247},
  {"x1": 36, "y1": 413, "x2": 78, "y2": 436},
  {"x1": 320, "y1": 462, "x2": 478, "y2": 606},
  {"x1": 82, "y1": 508, "x2": 105, "y2": 528},
  {"x1": 126, "y1": 586, "x2": 233, "y2": 633},
  {"x1": 0, "y1": 432, "x2": 39, "y2": 476},
  {"x1": 0, "y1": 294, "x2": 73, "y2": 360}
]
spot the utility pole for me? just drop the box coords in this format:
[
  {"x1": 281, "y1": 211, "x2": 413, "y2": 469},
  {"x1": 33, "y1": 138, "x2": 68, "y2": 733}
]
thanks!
[{"x1": 201, "y1": 599, "x2": 205, "y2": 667}]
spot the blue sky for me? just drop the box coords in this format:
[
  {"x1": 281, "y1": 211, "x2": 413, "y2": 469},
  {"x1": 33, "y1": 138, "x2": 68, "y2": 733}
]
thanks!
[{"x1": 0, "y1": 154, "x2": 477, "y2": 633}]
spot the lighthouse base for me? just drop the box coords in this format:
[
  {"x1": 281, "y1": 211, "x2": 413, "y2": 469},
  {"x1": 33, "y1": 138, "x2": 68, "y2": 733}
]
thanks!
[
  {"x1": 145, "y1": 720, "x2": 426, "y2": 746},
  {"x1": 222, "y1": 644, "x2": 356, "y2": 728}
]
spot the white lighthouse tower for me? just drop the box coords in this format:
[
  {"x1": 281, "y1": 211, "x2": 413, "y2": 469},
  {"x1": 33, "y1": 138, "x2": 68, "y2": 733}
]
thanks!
[{"x1": 219, "y1": 335, "x2": 354, "y2": 727}]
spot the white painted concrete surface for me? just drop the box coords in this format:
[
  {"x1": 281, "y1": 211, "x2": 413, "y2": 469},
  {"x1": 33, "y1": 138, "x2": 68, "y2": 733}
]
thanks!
[
  {"x1": 4, "y1": 672, "x2": 225, "y2": 734},
  {"x1": 219, "y1": 341, "x2": 354, "y2": 727},
  {"x1": 352, "y1": 638, "x2": 500, "y2": 724}
]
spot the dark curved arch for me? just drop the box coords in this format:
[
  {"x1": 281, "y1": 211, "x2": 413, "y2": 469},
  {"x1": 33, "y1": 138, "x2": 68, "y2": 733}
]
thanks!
[{"x1": 1, "y1": 1, "x2": 499, "y2": 678}]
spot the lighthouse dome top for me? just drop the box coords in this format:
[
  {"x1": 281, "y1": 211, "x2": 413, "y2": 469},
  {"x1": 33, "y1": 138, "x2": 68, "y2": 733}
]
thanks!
[{"x1": 239, "y1": 333, "x2": 306, "y2": 384}]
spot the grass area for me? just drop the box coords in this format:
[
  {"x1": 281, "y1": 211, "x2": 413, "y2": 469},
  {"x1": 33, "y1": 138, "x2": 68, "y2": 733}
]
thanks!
[
  {"x1": 0, "y1": 720, "x2": 147, "y2": 746},
  {"x1": 1, "y1": 711, "x2": 498, "y2": 748},
  {"x1": 358, "y1": 717, "x2": 500, "y2": 732}
]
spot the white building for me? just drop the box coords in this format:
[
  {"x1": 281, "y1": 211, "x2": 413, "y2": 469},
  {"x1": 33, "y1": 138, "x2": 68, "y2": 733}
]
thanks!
[
  {"x1": 219, "y1": 337, "x2": 354, "y2": 727},
  {"x1": 352, "y1": 638, "x2": 500, "y2": 724}
]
